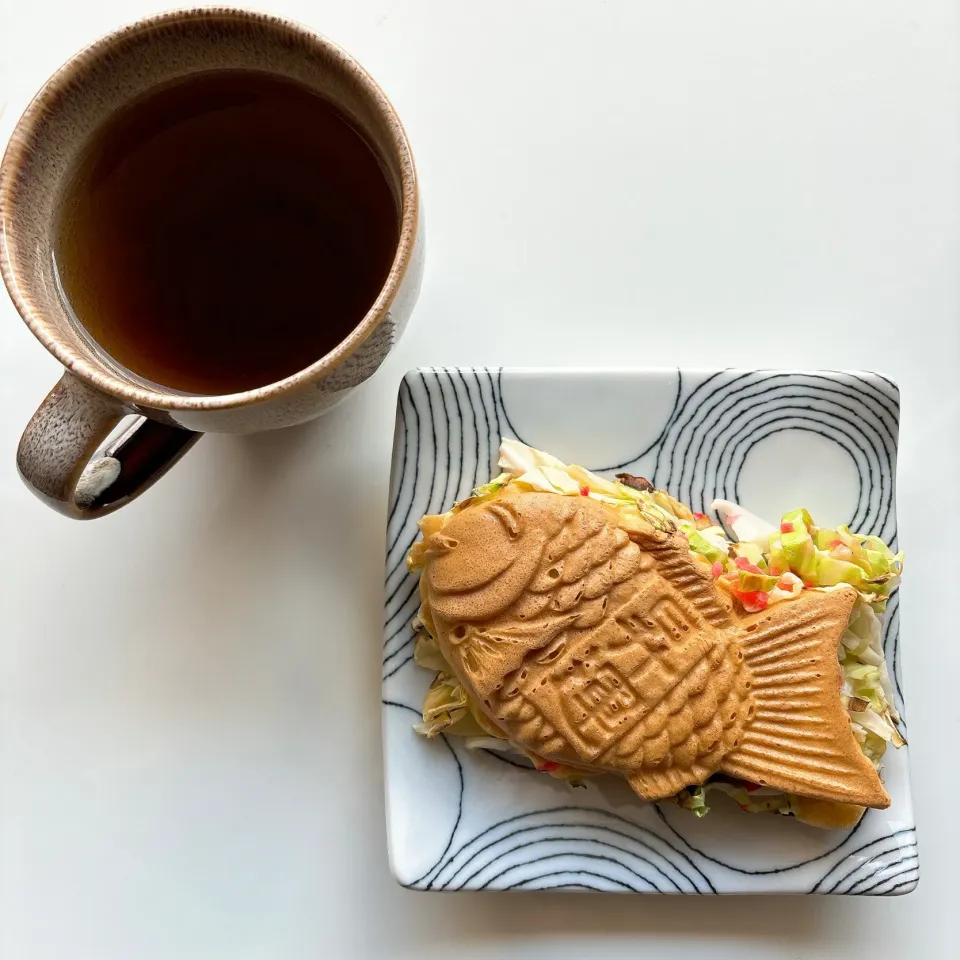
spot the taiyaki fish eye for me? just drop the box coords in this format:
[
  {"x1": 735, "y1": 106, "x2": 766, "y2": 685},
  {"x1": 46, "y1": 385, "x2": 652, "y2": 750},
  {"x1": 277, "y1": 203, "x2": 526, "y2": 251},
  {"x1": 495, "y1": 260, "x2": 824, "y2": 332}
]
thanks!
[
  {"x1": 428, "y1": 502, "x2": 519, "y2": 593},
  {"x1": 485, "y1": 500, "x2": 521, "y2": 539}
]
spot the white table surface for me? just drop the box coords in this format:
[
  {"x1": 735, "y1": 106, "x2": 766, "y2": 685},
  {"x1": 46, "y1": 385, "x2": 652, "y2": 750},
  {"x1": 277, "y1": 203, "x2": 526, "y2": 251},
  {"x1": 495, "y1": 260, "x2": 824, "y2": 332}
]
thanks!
[{"x1": 0, "y1": 2, "x2": 956, "y2": 957}]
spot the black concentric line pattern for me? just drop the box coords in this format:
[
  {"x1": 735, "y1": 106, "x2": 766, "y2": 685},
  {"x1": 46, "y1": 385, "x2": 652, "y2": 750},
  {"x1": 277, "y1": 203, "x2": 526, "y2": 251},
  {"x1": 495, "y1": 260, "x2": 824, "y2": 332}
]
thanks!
[
  {"x1": 594, "y1": 370, "x2": 684, "y2": 473},
  {"x1": 810, "y1": 828, "x2": 918, "y2": 895},
  {"x1": 652, "y1": 372, "x2": 898, "y2": 545},
  {"x1": 507, "y1": 873, "x2": 635, "y2": 892},
  {"x1": 383, "y1": 369, "x2": 912, "y2": 894},
  {"x1": 420, "y1": 805, "x2": 716, "y2": 894},
  {"x1": 382, "y1": 369, "x2": 500, "y2": 679},
  {"x1": 382, "y1": 700, "x2": 466, "y2": 889}
]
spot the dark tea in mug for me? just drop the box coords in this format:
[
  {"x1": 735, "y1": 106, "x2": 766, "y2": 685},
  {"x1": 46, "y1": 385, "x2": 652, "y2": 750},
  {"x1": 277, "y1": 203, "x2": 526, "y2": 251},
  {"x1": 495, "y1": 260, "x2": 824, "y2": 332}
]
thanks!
[{"x1": 54, "y1": 70, "x2": 399, "y2": 395}]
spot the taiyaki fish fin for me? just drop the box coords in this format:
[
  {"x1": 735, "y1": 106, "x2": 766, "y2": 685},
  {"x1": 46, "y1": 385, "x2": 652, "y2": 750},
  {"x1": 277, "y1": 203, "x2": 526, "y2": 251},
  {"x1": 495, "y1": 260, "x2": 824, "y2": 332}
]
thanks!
[
  {"x1": 720, "y1": 587, "x2": 891, "y2": 809},
  {"x1": 628, "y1": 769, "x2": 693, "y2": 801},
  {"x1": 627, "y1": 742, "x2": 726, "y2": 802}
]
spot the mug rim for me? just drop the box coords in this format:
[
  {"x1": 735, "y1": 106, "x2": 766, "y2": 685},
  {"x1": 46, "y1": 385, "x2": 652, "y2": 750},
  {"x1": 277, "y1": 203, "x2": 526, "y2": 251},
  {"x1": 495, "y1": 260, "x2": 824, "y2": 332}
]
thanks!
[{"x1": 0, "y1": 6, "x2": 419, "y2": 412}]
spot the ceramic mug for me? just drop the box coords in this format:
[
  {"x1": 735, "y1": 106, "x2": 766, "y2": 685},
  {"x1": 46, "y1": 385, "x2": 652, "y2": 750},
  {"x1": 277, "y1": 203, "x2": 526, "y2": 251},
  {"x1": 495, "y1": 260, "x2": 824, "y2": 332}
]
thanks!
[{"x1": 0, "y1": 8, "x2": 422, "y2": 519}]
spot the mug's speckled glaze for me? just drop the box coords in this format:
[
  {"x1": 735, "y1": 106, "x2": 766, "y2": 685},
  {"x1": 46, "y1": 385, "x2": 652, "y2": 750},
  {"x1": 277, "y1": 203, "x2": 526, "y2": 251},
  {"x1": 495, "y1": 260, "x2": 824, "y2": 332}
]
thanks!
[{"x1": 0, "y1": 7, "x2": 422, "y2": 517}]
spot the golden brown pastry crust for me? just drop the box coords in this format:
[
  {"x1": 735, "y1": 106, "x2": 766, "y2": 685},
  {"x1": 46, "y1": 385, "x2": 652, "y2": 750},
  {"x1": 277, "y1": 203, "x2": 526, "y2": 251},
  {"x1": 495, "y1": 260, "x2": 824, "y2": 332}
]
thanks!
[{"x1": 421, "y1": 491, "x2": 890, "y2": 810}]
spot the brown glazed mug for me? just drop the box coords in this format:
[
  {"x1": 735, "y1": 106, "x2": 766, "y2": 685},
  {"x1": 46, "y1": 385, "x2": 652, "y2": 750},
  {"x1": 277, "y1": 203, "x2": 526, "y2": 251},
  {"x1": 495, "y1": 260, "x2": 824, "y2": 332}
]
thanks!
[{"x1": 0, "y1": 8, "x2": 422, "y2": 519}]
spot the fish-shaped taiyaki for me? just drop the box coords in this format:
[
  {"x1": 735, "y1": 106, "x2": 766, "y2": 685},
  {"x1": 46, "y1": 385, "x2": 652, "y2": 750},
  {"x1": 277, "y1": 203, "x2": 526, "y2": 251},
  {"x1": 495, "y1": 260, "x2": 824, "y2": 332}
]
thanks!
[{"x1": 419, "y1": 490, "x2": 890, "y2": 809}]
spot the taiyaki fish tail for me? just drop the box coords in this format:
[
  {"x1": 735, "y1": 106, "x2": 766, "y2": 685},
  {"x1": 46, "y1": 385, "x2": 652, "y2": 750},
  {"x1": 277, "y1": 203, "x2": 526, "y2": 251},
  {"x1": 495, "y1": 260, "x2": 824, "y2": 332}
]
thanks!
[{"x1": 720, "y1": 586, "x2": 891, "y2": 810}]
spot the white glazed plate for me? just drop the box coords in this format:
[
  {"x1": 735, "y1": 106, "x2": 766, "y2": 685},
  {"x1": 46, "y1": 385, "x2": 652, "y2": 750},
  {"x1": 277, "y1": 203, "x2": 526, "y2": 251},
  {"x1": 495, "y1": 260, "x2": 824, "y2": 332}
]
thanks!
[{"x1": 382, "y1": 369, "x2": 916, "y2": 895}]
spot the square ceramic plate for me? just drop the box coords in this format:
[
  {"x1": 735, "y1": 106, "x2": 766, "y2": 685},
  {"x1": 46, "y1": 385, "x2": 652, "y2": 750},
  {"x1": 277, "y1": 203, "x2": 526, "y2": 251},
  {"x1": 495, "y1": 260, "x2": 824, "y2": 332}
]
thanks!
[{"x1": 382, "y1": 369, "x2": 916, "y2": 895}]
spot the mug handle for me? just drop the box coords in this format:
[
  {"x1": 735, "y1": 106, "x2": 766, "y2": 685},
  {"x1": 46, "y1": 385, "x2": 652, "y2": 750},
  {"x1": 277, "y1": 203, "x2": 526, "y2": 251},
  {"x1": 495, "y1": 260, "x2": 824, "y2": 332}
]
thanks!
[{"x1": 17, "y1": 372, "x2": 201, "y2": 519}]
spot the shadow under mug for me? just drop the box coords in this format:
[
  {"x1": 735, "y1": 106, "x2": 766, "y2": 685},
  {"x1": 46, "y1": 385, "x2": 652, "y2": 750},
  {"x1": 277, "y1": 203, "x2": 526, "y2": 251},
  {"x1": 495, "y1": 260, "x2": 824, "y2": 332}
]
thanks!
[{"x1": 0, "y1": 7, "x2": 422, "y2": 519}]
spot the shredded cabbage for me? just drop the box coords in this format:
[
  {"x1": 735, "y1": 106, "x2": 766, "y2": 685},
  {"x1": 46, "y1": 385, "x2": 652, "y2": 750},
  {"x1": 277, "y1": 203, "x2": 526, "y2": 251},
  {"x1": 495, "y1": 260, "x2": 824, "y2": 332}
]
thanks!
[
  {"x1": 498, "y1": 438, "x2": 683, "y2": 530},
  {"x1": 414, "y1": 674, "x2": 473, "y2": 738},
  {"x1": 413, "y1": 630, "x2": 449, "y2": 673},
  {"x1": 839, "y1": 602, "x2": 905, "y2": 760},
  {"x1": 677, "y1": 780, "x2": 793, "y2": 817}
]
